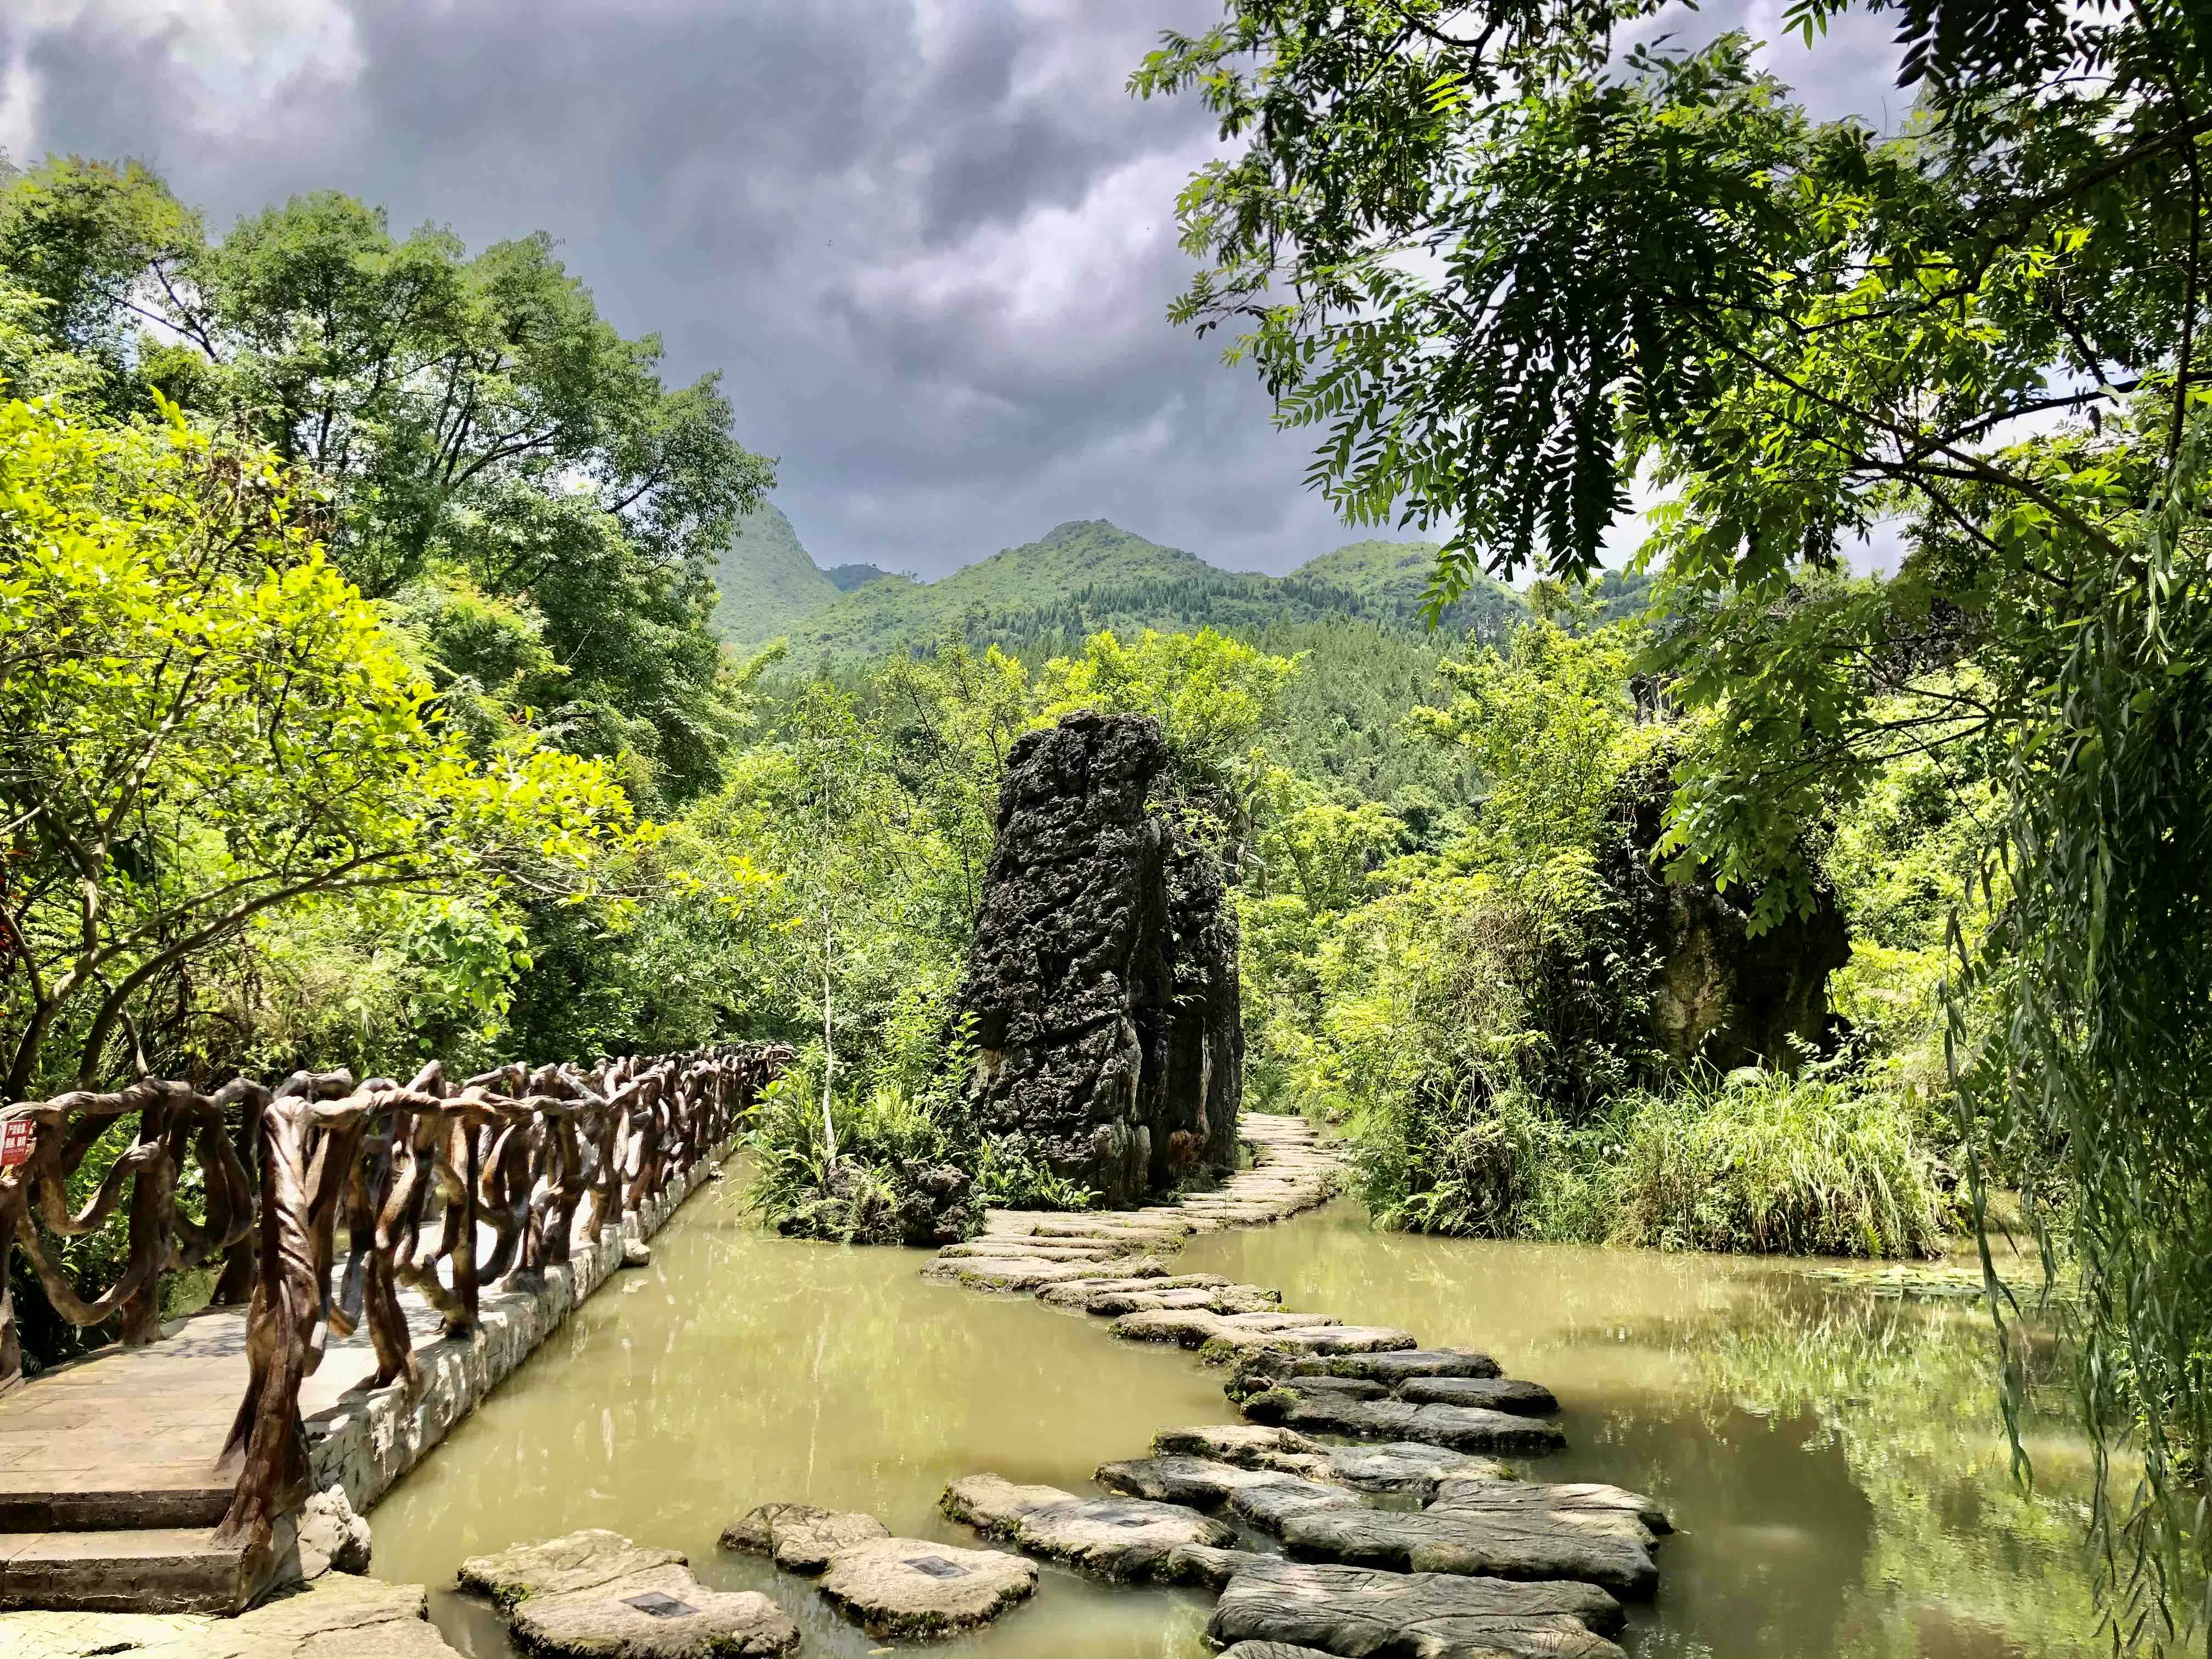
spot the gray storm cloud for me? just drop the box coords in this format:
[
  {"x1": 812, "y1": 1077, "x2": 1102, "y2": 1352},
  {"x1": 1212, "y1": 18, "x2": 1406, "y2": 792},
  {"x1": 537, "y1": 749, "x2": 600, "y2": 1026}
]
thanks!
[{"x1": 1, "y1": 0, "x2": 1903, "y2": 577}]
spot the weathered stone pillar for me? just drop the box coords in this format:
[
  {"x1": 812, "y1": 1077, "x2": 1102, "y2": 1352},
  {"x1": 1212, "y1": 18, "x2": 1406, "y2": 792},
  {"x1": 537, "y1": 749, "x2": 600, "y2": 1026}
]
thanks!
[{"x1": 960, "y1": 713, "x2": 1241, "y2": 1206}]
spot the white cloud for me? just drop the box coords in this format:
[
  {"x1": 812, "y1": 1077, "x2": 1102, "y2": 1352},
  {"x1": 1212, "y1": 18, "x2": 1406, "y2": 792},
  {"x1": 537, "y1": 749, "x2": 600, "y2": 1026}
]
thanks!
[{"x1": 2, "y1": 0, "x2": 359, "y2": 159}]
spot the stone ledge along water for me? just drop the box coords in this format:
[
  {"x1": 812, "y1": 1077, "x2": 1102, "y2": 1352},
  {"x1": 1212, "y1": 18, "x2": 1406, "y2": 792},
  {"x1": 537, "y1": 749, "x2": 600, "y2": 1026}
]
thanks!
[{"x1": 921, "y1": 1111, "x2": 1671, "y2": 1657}]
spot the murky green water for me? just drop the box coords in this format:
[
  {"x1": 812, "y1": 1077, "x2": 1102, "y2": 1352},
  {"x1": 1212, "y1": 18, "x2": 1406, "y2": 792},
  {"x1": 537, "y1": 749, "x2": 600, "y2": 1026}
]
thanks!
[{"x1": 371, "y1": 1174, "x2": 2102, "y2": 1658}]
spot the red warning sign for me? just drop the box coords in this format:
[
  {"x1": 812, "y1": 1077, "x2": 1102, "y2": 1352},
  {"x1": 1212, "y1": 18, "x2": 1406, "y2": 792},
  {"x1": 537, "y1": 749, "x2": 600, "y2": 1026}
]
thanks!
[{"x1": 0, "y1": 1118, "x2": 34, "y2": 1167}]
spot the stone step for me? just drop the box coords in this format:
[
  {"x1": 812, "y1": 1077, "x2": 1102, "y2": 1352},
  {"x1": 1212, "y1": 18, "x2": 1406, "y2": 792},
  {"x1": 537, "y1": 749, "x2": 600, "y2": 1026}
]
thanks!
[
  {"x1": 0, "y1": 1525, "x2": 264, "y2": 1614},
  {"x1": 0, "y1": 1470, "x2": 233, "y2": 1533}
]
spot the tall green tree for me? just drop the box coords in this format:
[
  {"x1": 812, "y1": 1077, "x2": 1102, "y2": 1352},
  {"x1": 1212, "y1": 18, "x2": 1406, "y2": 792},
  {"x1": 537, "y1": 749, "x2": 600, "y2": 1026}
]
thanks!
[
  {"x1": 1139, "y1": 0, "x2": 2212, "y2": 1633},
  {"x1": 0, "y1": 159, "x2": 774, "y2": 806},
  {"x1": 0, "y1": 318, "x2": 630, "y2": 1098}
]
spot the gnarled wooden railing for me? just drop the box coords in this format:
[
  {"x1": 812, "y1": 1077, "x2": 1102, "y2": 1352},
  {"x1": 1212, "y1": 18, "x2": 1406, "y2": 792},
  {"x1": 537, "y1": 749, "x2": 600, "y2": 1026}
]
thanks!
[{"x1": 0, "y1": 1042, "x2": 786, "y2": 1558}]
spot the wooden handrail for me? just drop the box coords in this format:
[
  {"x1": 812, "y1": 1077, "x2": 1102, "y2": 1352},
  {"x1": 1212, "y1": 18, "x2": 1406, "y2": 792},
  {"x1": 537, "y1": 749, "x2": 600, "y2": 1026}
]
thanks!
[{"x1": 0, "y1": 1041, "x2": 788, "y2": 1560}]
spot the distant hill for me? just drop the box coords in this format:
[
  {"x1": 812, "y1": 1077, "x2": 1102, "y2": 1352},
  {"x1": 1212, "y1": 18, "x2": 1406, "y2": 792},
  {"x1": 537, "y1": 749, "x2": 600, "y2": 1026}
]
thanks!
[
  {"x1": 1290, "y1": 539, "x2": 1526, "y2": 636},
  {"x1": 744, "y1": 520, "x2": 1529, "y2": 667},
  {"x1": 707, "y1": 504, "x2": 842, "y2": 644}
]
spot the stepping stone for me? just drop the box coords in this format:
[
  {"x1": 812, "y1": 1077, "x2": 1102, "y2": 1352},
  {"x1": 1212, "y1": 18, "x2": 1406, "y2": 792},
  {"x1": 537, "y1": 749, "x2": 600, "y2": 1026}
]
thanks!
[
  {"x1": 1094, "y1": 1457, "x2": 1353, "y2": 1531},
  {"x1": 815, "y1": 1537, "x2": 1036, "y2": 1638},
  {"x1": 1199, "y1": 1325, "x2": 1421, "y2": 1365},
  {"x1": 1209, "y1": 1558, "x2": 1625, "y2": 1659},
  {"x1": 1271, "y1": 1347, "x2": 1504, "y2": 1384},
  {"x1": 1242, "y1": 1393, "x2": 1566, "y2": 1454},
  {"x1": 1148, "y1": 1425, "x2": 1505, "y2": 1498},
  {"x1": 923, "y1": 1255, "x2": 1169, "y2": 1291},
  {"x1": 1153, "y1": 1423, "x2": 1338, "y2": 1481},
  {"x1": 936, "y1": 1239, "x2": 1132, "y2": 1259},
  {"x1": 1432, "y1": 1477, "x2": 1670, "y2": 1537},
  {"x1": 1279, "y1": 1499, "x2": 1661, "y2": 1599},
  {"x1": 1324, "y1": 1443, "x2": 1511, "y2": 1497},
  {"x1": 1161, "y1": 1543, "x2": 1268, "y2": 1588},
  {"x1": 1260, "y1": 1374, "x2": 1390, "y2": 1402},
  {"x1": 1117, "y1": 1309, "x2": 1344, "y2": 1345},
  {"x1": 1218, "y1": 1646, "x2": 1344, "y2": 1659},
  {"x1": 459, "y1": 1530, "x2": 799, "y2": 1658},
  {"x1": 718, "y1": 1503, "x2": 889, "y2": 1572},
  {"x1": 1398, "y1": 1377, "x2": 1559, "y2": 1415},
  {"x1": 940, "y1": 1474, "x2": 1235, "y2": 1582},
  {"x1": 1036, "y1": 1273, "x2": 1229, "y2": 1308}
]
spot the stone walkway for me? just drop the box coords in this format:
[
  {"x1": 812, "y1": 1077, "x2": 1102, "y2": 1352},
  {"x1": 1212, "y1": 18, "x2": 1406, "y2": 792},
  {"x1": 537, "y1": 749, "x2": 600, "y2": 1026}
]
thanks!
[
  {"x1": 0, "y1": 1145, "x2": 733, "y2": 1649},
  {"x1": 926, "y1": 1111, "x2": 1673, "y2": 1659}
]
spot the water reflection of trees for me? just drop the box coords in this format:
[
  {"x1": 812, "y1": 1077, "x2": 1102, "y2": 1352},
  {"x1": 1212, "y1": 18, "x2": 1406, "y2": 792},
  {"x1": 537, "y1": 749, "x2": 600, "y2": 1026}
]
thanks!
[{"x1": 1680, "y1": 1284, "x2": 2104, "y2": 1659}]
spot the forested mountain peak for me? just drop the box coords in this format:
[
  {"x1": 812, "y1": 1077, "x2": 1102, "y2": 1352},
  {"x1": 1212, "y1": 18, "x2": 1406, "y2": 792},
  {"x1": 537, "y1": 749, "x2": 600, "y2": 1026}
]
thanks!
[
  {"x1": 714, "y1": 515, "x2": 1531, "y2": 664},
  {"x1": 709, "y1": 503, "x2": 842, "y2": 644}
]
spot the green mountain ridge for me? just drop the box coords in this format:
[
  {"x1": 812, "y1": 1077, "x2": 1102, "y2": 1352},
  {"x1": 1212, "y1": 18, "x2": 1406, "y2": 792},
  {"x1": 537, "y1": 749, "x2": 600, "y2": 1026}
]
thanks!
[
  {"x1": 708, "y1": 503, "x2": 841, "y2": 644},
  {"x1": 714, "y1": 517, "x2": 1535, "y2": 666}
]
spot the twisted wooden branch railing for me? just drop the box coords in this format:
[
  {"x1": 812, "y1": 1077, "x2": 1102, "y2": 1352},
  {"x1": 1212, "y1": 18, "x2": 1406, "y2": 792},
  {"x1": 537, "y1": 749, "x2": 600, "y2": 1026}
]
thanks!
[{"x1": 0, "y1": 1042, "x2": 786, "y2": 1561}]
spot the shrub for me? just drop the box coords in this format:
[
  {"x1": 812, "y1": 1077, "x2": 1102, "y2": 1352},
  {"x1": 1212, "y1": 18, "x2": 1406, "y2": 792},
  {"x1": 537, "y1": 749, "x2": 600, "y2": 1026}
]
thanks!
[{"x1": 1605, "y1": 1069, "x2": 1951, "y2": 1258}]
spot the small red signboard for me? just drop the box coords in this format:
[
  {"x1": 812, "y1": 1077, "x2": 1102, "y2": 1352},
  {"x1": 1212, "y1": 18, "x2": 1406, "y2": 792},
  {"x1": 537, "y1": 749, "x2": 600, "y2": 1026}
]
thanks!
[{"x1": 0, "y1": 1118, "x2": 33, "y2": 1167}]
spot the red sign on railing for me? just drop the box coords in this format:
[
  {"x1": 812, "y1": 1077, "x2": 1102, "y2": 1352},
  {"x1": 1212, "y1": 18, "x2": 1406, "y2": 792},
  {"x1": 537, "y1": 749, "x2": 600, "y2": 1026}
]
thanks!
[{"x1": 0, "y1": 1118, "x2": 33, "y2": 1167}]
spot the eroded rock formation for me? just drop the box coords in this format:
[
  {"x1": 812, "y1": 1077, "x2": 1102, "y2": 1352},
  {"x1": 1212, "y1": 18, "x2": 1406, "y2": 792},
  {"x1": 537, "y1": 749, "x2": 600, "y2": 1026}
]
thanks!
[
  {"x1": 960, "y1": 712, "x2": 1241, "y2": 1206},
  {"x1": 1601, "y1": 757, "x2": 1852, "y2": 1071}
]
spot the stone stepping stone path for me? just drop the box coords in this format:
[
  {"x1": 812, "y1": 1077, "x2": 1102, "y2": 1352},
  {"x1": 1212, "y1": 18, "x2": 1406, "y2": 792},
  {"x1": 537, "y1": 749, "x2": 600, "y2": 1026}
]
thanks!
[
  {"x1": 815, "y1": 1537, "x2": 1037, "y2": 1638},
  {"x1": 940, "y1": 1475, "x2": 1237, "y2": 1583},
  {"x1": 459, "y1": 1529, "x2": 799, "y2": 1657},
  {"x1": 719, "y1": 1503, "x2": 1037, "y2": 1638},
  {"x1": 1210, "y1": 1558, "x2": 1628, "y2": 1659},
  {"x1": 1151, "y1": 1424, "x2": 1508, "y2": 1499},
  {"x1": 1092, "y1": 1456, "x2": 1665, "y2": 1599},
  {"x1": 912, "y1": 1114, "x2": 1672, "y2": 1658},
  {"x1": 718, "y1": 1502, "x2": 889, "y2": 1573}
]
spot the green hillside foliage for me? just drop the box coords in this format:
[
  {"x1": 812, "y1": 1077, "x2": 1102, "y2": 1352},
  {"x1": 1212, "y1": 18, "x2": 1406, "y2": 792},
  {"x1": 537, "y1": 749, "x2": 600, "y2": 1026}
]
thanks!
[
  {"x1": 825, "y1": 563, "x2": 896, "y2": 592},
  {"x1": 763, "y1": 519, "x2": 1528, "y2": 666},
  {"x1": 710, "y1": 503, "x2": 842, "y2": 642},
  {"x1": 1293, "y1": 539, "x2": 1523, "y2": 634}
]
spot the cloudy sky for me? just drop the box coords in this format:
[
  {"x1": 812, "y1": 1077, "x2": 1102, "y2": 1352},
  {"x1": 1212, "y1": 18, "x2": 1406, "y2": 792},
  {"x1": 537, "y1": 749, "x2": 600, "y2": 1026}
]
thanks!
[{"x1": 2, "y1": 1, "x2": 1904, "y2": 579}]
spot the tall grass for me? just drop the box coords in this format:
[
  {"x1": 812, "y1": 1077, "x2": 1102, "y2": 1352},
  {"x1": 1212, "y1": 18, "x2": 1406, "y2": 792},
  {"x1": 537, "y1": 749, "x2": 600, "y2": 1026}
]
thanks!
[
  {"x1": 1605, "y1": 1069, "x2": 1950, "y2": 1258},
  {"x1": 1353, "y1": 1066, "x2": 1953, "y2": 1259}
]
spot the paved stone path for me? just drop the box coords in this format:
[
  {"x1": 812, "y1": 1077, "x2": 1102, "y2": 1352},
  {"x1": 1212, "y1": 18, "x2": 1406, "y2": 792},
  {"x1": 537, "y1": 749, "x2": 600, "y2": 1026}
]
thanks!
[{"x1": 0, "y1": 1143, "x2": 733, "y2": 1644}]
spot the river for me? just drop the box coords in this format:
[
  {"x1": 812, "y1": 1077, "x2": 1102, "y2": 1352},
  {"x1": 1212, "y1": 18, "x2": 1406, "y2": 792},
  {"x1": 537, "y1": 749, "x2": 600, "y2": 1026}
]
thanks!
[{"x1": 371, "y1": 1176, "x2": 2102, "y2": 1658}]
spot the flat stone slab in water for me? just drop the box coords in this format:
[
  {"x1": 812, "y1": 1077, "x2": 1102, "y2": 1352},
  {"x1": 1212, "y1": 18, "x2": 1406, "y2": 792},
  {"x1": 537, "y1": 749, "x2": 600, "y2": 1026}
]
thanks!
[
  {"x1": 460, "y1": 1530, "x2": 799, "y2": 1658},
  {"x1": 923, "y1": 1255, "x2": 1169, "y2": 1291},
  {"x1": 1036, "y1": 1273, "x2": 1229, "y2": 1308},
  {"x1": 1432, "y1": 1477, "x2": 1671, "y2": 1536},
  {"x1": 1204, "y1": 1325, "x2": 1419, "y2": 1363},
  {"x1": 1209, "y1": 1558, "x2": 1625, "y2": 1659},
  {"x1": 1161, "y1": 1543, "x2": 1268, "y2": 1588},
  {"x1": 1245, "y1": 1392, "x2": 1566, "y2": 1454},
  {"x1": 1147, "y1": 1425, "x2": 1505, "y2": 1497},
  {"x1": 1396, "y1": 1376, "x2": 1559, "y2": 1415},
  {"x1": 940, "y1": 1474, "x2": 1235, "y2": 1582},
  {"x1": 1289, "y1": 1347, "x2": 1504, "y2": 1383},
  {"x1": 459, "y1": 1531, "x2": 685, "y2": 1610},
  {"x1": 1280, "y1": 1501, "x2": 1660, "y2": 1599},
  {"x1": 815, "y1": 1537, "x2": 1036, "y2": 1638},
  {"x1": 1094, "y1": 1457, "x2": 1353, "y2": 1532},
  {"x1": 717, "y1": 1504, "x2": 890, "y2": 1572},
  {"x1": 1324, "y1": 1443, "x2": 1510, "y2": 1497},
  {"x1": 1216, "y1": 1645, "x2": 1345, "y2": 1659}
]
